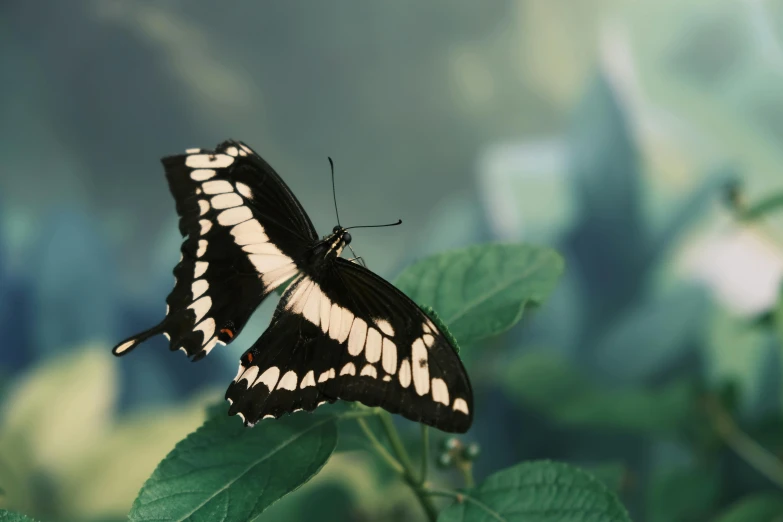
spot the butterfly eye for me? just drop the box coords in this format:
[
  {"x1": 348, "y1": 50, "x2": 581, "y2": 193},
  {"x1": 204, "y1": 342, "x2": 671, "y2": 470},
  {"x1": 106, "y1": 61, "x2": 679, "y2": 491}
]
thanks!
[
  {"x1": 343, "y1": 232, "x2": 352, "y2": 245},
  {"x1": 333, "y1": 226, "x2": 341, "y2": 234}
]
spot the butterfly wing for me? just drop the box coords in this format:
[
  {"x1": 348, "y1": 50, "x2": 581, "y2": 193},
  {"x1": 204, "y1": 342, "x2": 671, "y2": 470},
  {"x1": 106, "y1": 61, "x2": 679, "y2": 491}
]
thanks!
[
  {"x1": 113, "y1": 141, "x2": 318, "y2": 360},
  {"x1": 225, "y1": 258, "x2": 473, "y2": 433}
]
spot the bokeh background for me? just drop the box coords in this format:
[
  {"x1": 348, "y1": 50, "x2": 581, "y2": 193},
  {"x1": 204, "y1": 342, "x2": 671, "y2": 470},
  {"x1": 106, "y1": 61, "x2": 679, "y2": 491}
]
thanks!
[{"x1": 4, "y1": 1, "x2": 783, "y2": 520}]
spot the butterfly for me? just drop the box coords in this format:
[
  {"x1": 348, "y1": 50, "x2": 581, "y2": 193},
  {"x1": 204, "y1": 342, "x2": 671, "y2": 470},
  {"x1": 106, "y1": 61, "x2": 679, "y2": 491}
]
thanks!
[{"x1": 112, "y1": 140, "x2": 473, "y2": 433}]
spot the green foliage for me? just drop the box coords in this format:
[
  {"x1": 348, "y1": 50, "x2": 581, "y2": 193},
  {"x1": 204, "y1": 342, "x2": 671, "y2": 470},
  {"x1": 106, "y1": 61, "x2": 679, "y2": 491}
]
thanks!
[
  {"x1": 129, "y1": 413, "x2": 338, "y2": 522},
  {"x1": 0, "y1": 510, "x2": 37, "y2": 522},
  {"x1": 437, "y1": 460, "x2": 631, "y2": 522},
  {"x1": 504, "y1": 351, "x2": 695, "y2": 434},
  {"x1": 420, "y1": 305, "x2": 461, "y2": 355},
  {"x1": 713, "y1": 493, "x2": 783, "y2": 522},
  {"x1": 646, "y1": 465, "x2": 721, "y2": 522},
  {"x1": 592, "y1": 287, "x2": 708, "y2": 383},
  {"x1": 0, "y1": 347, "x2": 209, "y2": 520},
  {"x1": 581, "y1": 462, "x2": 628, "y2": 493},
  {"x1": 739, "y1": 192, "x2": 783, "y2": 222},
  {"x1": 395, "y1": 243, "x2": 564, "y2": 345}
]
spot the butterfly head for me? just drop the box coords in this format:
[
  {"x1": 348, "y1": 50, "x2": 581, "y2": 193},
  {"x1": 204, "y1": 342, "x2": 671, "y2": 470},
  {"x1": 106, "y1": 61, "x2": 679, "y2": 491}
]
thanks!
[
  {"x1": 332, "y1": 225, "x2": 352, "y2": 246},
  {"x1": 324, "y1": 225, "x2": 351, "y2": 257}
]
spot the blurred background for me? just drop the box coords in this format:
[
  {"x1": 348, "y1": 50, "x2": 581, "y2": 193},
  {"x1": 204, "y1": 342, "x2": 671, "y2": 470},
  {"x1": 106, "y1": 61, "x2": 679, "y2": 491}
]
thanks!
[{"x1": 4, "y1": 0, "x2": 783, "y2": 520}]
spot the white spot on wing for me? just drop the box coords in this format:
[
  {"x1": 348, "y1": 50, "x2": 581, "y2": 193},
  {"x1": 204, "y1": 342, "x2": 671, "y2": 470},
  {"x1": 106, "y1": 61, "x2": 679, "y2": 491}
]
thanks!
[
  {"x1": 360, "y1": 364, "x2": 377, "y2": 378},
  {"x1": 115, "y1": 339, "x2": 136, "y2": 354},
  {"x1": 188, "y1": 296, "x2": 212, "y2": 324},
  {"x1": 318, "y1": 368, "x2": 336, "y2": 383},
  {"x1": 197, "y1": 240, "x2": 208, "y2": 258},
  {"x1": 376, "y1": 319, "x2": 395, "y2": 337},
  {"x1": 218, "y1": 206, "x2": 253, "y2": 226},
  {"x1": 198, "y1": 200, "x2": 210, "y2": 215},
  {"x1": 249, "y1": 253, "x2": 293, "y2": 276},
  {"x1": 242, "y1": 242, "x2": 283, "y2": 255},
  {"x1": 302, "y1": 282, "x2": 322, "y2": 325},
  {"x1": 337, "y1": 309, "x2": 354, "y2": 343},
  {"x1": 431, "y1": 378, "x2": 449, "y2": 405},
  {"x1": 383, "y1": 375, "x2": 392, "y2": 382},
  {"x1": 348, "y1": 318, "x2": 367, "y2": 356},
  {"x1": 240, "y1": 143, "x2": 254, "y2": 155},
  {"x1": 191, "y1": 279, "x2": 209, "y2": 299},
  {"x1": 365, "y1": 328, "x2": 382, "y2": 363},
  {"x1": 194, "y1": 317, "x2": 216, "y2": 344},
  {"x1": 340, "y1": 362, "x2": 356, "y2": 376},
  {"x1": 300, "y1": 370, "x2": 316, "y2": 388},
  {"x1": 236, "y1": 182, "x2": 253, "y2": 199},
  {"x1": 262, "y1": 264, "x2": 299, "y2": 288},
  {"x1": 211, "y1": 193, "x2": 243, "y2": 209},
  {"x1": 328, "y1": 303, "x2": 343, "y2": 341},
  {"x1": 276, "y1": 371, "x2": 298, "y2": 390},
  {"x1": 191, "y1": 169, "x2": 216, "y2": 181},
  {"x1": 194, "y1": 261, "x2": 208, "y2": 278},
  {"x1": 226, "y1": 146, "x2": 239, "y2": 157},
  {"x1": 453, "y1": 398, "x2": 469, "y2": 414},
  {"x1": 399, "y1": 359, "x2": 411, "y2": 388},
  {"x1": 201, "y1": 336, "x2": 218, "y2": 356},
  {"x1": 186, "y1": 153, "x2": 234, "y2": 169},
  {"x1": 241, "y1": 366, "x2": 259, "y2": 387},
  {"x1": 319, "y1": 293, "x2": 332, "y2": 334},
  {"x1": 186, "y1": 148, "x2": 200, "y2": 154},
  {"x1": 199, "y1": 219, "x2": 212, "y2": 235},
  {"x1": 256, "y1": 367, "x2": 281, "y2": 390},
  {"x1": 286, "y1": 278, "x2": 313, "y2": 314},
  {"x1": 382, "y1": 338, "x2": 397, "y2": 375},
  {"x1": 423, "y1": 334, "x2": 435, "y2": 348},
  {"x1": 231, "y1": 220, "x2": 268, "y2": 245},
  {"x1": 412, "y1": 339, "x2": 430, "y2": 396},
  {"x1": 234, "y1": 364, "x2": 247, "y2": 382},
  {"x1": 202, "y1": 180, "x2": 234, "y2": 194}
]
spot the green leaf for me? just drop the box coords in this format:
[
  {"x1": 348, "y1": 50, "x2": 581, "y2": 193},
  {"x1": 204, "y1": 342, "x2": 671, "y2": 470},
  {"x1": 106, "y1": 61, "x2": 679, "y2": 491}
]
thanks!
[
  {"x1": 650, "y1": 165, "x2": 738, "y2": 260},
  {"x1": 437, "y1": 460, "x2": 631, "y2": 522},
  {"x1": 129, "y1": 413, "x2": 338, "y2": 522},
  {"x1": 0, "y1": 347, "x2": 116, "y2": 479},
  {"x1": 579, "y1": 462, "x2": 627, "y2": 493},
  {"x1": 740, "y1": 191, "x2": 783, "y2": 221},
  {"x1": 420, "y1": 305, "x2": 460, "y2": 354},
  {"x1": 646, "y1": 465, "x2": 720, "y2": 522},
  {"x1": 714, "y1": 493, "x2": 783, "y2": 522},
  {"x1": 592, "y1": 286, "x2": 708, "y2": 383},
  {"x1": 60, "y1": 394, "x2": 211, "y2": 520},
  {"x1": 504, "y1": 351, "x2": 694, "y2": 433},
  {"x1": 395, "y1": 243, "x2": 564, "y2": 345},
  {"x1": 0, "y1": 510, "x2": 38, "y2": 521},
  {"x1": 566, "y1": 72, "x2": 646, "y2": 305}
]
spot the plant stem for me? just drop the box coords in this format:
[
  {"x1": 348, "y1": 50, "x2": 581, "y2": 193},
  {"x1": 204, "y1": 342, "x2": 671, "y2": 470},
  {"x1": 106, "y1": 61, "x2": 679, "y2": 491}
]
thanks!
[
  {"x1": 355, "y1": 417, "x2": 404, "y2": 474},
  {"x1": 422, "y1": 488, "x2": 502, "y2": 522},
  {"x1": 337, "y1": 408, "x2": 381, "y2": 420},
  {"x1": 420, "y1": 424, "x2": 430, "y2": 483},
  {"x1": 378, "y1": 412, "x2": 417, "y2": 473},
  {"x1": 376, "y1": 413, "x2": 439, "y2": 521},
  {"x1": 706, "y1": 396, "x2": 783, "y2": 489},
  {"x1": 459, "y1": 462, "x2": 475, "y2": 488}
]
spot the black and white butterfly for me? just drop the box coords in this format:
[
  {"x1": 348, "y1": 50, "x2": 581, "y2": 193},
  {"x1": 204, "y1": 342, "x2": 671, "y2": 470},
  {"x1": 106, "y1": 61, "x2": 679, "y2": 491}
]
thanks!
[{"x1": 112, "y1": 140, "x2": 473, "y2": 433}]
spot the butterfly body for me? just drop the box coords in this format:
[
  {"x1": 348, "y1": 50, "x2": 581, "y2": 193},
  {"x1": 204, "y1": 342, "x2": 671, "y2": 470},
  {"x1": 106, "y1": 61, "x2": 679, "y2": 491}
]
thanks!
[{"x1": 112, "y1": 140, "x2": 473, "y2": 433}]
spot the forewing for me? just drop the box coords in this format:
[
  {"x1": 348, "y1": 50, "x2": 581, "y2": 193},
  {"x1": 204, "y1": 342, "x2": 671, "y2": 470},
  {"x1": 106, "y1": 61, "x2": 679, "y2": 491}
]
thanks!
[
  {"x1": 226, "y1": 259, "x2": 473, "y2": 433},
  {"x1": 112, "y1": 140, "x2": 317, "y2": 361}
]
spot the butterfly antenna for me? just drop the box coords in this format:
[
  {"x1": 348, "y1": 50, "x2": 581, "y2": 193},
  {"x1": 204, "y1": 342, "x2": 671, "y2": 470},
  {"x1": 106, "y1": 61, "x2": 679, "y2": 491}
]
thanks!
[
  {"x1": 329, "y1": 157, "x2": 341, "y2": 227},
  {"x1": 344, "y1": 219, "x2": 402, "y2": 231}
]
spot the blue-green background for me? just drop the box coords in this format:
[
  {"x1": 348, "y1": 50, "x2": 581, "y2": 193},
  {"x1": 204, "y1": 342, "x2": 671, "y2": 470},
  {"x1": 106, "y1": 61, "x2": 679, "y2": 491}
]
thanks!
[{"x1": 3, "y1": 1, "x2": 783, "y2": 520}]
